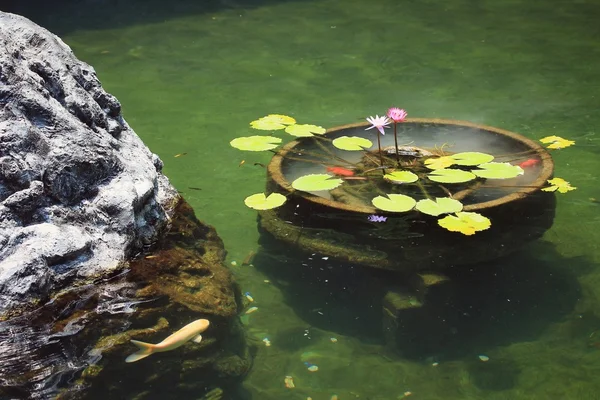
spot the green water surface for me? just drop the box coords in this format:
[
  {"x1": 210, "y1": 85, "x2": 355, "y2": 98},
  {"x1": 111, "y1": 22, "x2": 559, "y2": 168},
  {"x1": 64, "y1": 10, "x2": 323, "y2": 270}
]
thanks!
[{"x1": 6, "y1": 0, "x2": 600, "y2": 398}]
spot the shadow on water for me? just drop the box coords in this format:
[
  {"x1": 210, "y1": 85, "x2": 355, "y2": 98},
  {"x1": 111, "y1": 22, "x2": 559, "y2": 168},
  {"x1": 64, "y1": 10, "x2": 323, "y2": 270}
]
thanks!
[
  {"x1": 254, "y1": 234, "x2": 584, "y2": 361},
  {"x1": 1, "y1": 0, "x2": 304, "y2": 35}
]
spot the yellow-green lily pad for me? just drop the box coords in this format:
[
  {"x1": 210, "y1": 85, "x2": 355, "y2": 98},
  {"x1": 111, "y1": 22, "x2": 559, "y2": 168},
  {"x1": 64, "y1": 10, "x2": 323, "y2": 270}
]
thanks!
[
  {"x1": 384, "y1": 170, "x2": 419, "y2": 184},
  {"x1": 244, "y1": 192, "x2": 287, "y2": 210},
  {"x1": 450, "y1": 152, "x2": 495, "y2": 166},
  {"x1": 416, "y1": 197, "x2": 463, "y2": 216},
  {"x1": 427, "y1": 169, "x2": 477, "y2": 183},
  {"x1": 438, "y1": 212, "x2": 491, "y2": 235},
  {"x1": 285, "y1": 124, "x2": 326, "y2": 137},
  {"x1": 292, "y1": 174, "x2": 344, "y2": 191},
  {"x1": 332, "y1": 136, "x2": 373, "y2": 151},
  {"x1": 371, "y1": 194, "x2": 417, "y2": 212},
  {"x1": 250, "y1": 114, "x2": 296, "y2": 130},
  {"x1": 424, "y1": 156, "x2": 455, "y2": 170},
  {"x1": 230, "y1": 136, "x2": 282, "y2": 151},
  {"x1": 472, "y1": 162, "x2": 524, "y2": 179}
]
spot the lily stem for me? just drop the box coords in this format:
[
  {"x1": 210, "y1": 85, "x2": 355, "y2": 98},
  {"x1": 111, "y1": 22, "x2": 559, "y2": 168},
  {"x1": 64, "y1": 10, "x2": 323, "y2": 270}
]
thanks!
[{"x1": 393, "y1": 123, "x2": 400, "y2": 165}]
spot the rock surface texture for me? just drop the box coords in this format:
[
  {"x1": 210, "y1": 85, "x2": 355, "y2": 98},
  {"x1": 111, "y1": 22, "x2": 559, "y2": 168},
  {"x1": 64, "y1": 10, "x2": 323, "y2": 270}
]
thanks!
[{"x1": 0, "y1": 11, "x2": 180, "y2": 314}]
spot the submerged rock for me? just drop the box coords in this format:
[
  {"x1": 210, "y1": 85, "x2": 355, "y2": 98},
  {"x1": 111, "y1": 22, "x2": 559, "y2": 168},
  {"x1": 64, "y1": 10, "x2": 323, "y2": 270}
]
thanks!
[
  {"x1": 0, "y1": 11, "x2": 179, "y2": 314},
  {"x1": 0, "y1": 11, "x2": 251, "y2": 399}
]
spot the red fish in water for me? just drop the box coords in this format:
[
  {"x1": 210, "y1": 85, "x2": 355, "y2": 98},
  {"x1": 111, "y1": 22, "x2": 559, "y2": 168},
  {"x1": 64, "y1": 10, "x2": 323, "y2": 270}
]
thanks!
[
  {"x1": 518, "y1": 158, "x2": 540, "y2": 168},
  {"x1": 326, "y1": 166, "x2": 355, "y2": 177}
]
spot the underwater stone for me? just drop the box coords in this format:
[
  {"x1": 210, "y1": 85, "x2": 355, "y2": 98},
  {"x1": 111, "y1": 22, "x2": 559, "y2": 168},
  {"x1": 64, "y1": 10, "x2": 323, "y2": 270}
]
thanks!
[{"x1": 0, "y1": 11, "x2": 180, "y2": 314}]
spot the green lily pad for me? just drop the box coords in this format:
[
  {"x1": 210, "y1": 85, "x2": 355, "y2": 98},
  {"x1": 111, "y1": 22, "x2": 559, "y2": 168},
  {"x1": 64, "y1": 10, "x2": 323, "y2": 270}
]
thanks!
[
  {"x1": 424, "y1": 156, "x2": 455, "y2": 170},
  {"x1": 450, "y1": 152, "x2": 495, "y2": 166},
  {"x1": 472, "y1": 162, "x2": 524, "y2": 179},
  {"x1": 371, "y1": 194, "x2": 416, "y2": 212},
  {"x1": 230, "y1": 136, "x2": 282, "y2": 151},
  {"x1": 244, "y1": 192, "x2": 287, "y2": 210},
  {"x1": 285, "y1": 124, "x2": 326, "y2": 137},
  {"x1": 438, "y1": 212, "x2": 491, "y2": 235},
  {"x1": 427, "y1": 169, "x2": 477, "y2": 183},
  {"x1": 384, "y1": 170, "x2": 419, "y2": 184},
  {"x1": 332, "y1": 136, "x2": 373, "y2": 151},
  {"x1": 292, "y1": 174, "x2": 344, "y2": 191},
  {"x1": 415, "y1": 197, "x2": 463, "y2": 216}
]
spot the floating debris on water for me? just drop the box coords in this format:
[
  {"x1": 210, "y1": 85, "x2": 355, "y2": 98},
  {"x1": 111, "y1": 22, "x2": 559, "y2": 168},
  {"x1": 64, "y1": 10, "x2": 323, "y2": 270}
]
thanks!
[
  {"x1": 174, "y1": 152, "x2": 188, "y2": 157},
  {"x1": 230, "y1": 261, "x2": 237, "y2": 266},
  {"x1": 400, "y1": 391, "x2": 412, "y2": 398},
  {"x1": 264, "y1": 279, "x2": 271, "y2": 283},
  {"x1": 244, "y1": 292, "x2": 254, "y2": 302},
  {"x1": 284, "y1": 376, "x2": 295, "y2": 388},
  {"x1": 200, "y1": 387, "x2": 223, "y2": 400},
  {"x1": 330, "y1": 395, "x2": 339, "y2": 400},
  {"x1": 478, "y1": 355, "x2": 490, "y2": 362},
  {"x1": 307, "y1": 365, "x2": 319, "y2": 372},
  {"x1": 262, "y1": 338, "x2": 271, "y2": 347},
  {"x1": 432, "y1": 362, "x2": 439, "y2": 367},
  {"x1": 330, "y1": 337, "x2": 338, "y2": 343},
  {"x1": 242, "y1": 250, "x2": 256, "y2": 266},
  {"x1": 245, "y1": 306, "x2": 258, "y2": 314}
]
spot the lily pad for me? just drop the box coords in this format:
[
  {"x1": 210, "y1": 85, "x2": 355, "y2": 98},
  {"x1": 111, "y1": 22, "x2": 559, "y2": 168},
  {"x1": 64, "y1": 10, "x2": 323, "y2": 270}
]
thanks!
[
  {"x1": 371, "y1": 194, "x2": 417, "y2": 212},
  {"x1": 424, "y1": 156, "x2": 455, "y2": 170},
  {"x1": 384, "y1": 170, "x2": 419, "y2": 184},
  {"x1": 244, "y1": 192, "x2": 287, "y2": 210},
  {"x1": 541, "y1": 177, "x2": 576, "y2": 193},
  {"x1": 540, "y1": 135, "x2": 575, "y2": 149},
  {"x1": 416, "y1": 197, "x2": 463, "y2": 216},
  {"x1": 230, "y1": 136, "x2": 282, "y2": 151},
  {"x1": 450, "y1": 152, "x2": 495, "y2": 166},
  {"x1": 250, "y1": 114, "x2": 296, "y2": 130},
  {"x1": 332, "y1": 136, "x2": 373, "y2": 151},
  {"x1": 427, "y1": 169, "x2": 477, "y2": 183},
  {"x1": 292, "y1": 174, "x2": 344, "y2": 192},
  {"x1": 472, "y1": 162, "x2": 524, "y2": 179},
  {"x1": 285, "y1": 124, "x2": 326, "y2": 137},
  {"x1": 438, "y1": 212, "x2": 491, "y2": 235}
]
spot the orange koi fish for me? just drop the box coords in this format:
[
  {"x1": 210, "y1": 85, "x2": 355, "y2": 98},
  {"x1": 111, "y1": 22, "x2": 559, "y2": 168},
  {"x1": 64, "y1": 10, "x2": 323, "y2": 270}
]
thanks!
[
  {"x1": 518, "y1": 159, "x2": 540, "y2": 168},
  {"x1": 326, "y1": 166, "x2": 355, "y2": 177}
]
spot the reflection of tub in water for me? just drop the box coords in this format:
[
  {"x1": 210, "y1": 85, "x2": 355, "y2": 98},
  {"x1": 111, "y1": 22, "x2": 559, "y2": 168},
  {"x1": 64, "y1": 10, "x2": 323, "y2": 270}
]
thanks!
[{"x1": 281, "y1": 123, "x2": 545, "y2": 205}]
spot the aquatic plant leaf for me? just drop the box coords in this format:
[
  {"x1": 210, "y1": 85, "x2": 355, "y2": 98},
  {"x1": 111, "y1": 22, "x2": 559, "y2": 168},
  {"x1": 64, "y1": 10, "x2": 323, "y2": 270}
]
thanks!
[
  {"x1": 427, "y1": 169, "x2": 477, "y2": 183},
  {"x1": 450, "y1": 152, "x2": 495, "y2": 166},
  {"x1": 541, "y1": 177, "x2": 576, "y2": 193},
  {"x1": 438, "y1": 212, "x2": 491, "y2": 235},
  {"x1": 424, "y1": 156, "x2": 455, "y2": 170},
  {"x1": 371, "y1": 194, "x2": 416, "y2": 212},
  {"x1": 539, "y1": 135, "x2": 575, "y2": 149},
  {"x1": 332, "y1": 136, "x2": 373, "y2": 151},
  {"x1": 250, "y1": 114, "x2": 296, "y2": 130},
  {"x1": 230, "y1": 136, "x2": 282, "y2": 151},
  {"x1": 285, "y1": 124, "x2": 326, "y2": 137},
  {"x1": 472, "y1": 162, "x2": 524, "y2": 179},
  {"x1": 416, "y1": 197, "x2": 463, "y2": 216},
  {"x1": 244, "y1": 192, "x2": 287, "y2": 210},
  {"x1": 384, "y1": 170, "x2": 419, "y2": 184},
  {"x1": 292, "y1": 174, "x2": 344, "y2": 191}
]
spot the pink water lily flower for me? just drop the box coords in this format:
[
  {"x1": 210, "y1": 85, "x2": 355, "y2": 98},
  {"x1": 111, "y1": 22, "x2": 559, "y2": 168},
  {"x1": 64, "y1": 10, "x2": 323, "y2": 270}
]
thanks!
[
  {"x1": 366, "y1": 115, "x2": 391, "y2": 135},
  {"x1": 387, "y1": 107, "x2": 407, "y2": 122}
]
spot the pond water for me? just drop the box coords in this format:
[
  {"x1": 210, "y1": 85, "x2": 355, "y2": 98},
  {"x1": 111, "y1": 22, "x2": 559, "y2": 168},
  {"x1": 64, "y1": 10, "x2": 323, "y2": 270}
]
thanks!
[{"x1": 3, "y1": 0, "x2": 600, "y2": 399}]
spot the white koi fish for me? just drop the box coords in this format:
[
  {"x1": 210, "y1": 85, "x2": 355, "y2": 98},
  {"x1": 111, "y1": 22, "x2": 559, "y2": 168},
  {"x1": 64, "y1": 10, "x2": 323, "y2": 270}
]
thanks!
[{"x1": 125, "y1": 318, "x2": 210, "y2": 363}]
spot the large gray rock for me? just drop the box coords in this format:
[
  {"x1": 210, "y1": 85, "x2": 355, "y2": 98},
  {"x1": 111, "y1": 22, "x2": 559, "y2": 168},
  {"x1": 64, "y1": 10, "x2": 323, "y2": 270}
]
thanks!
[{"x1": 0, "y1": 11, "x2": 180, "y2": 314}]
